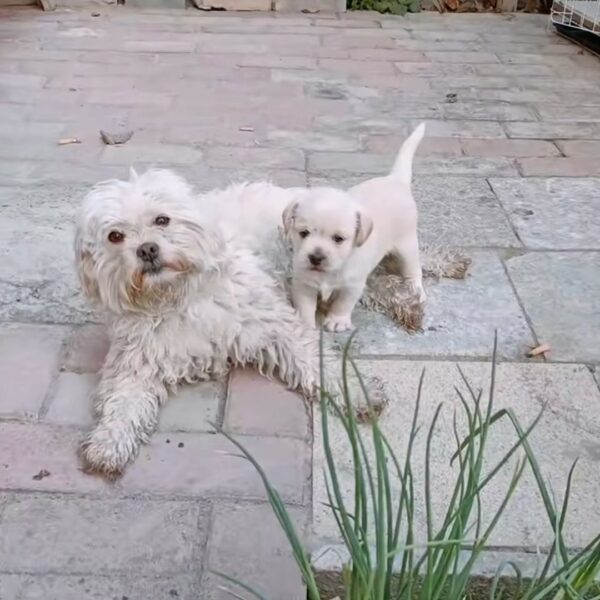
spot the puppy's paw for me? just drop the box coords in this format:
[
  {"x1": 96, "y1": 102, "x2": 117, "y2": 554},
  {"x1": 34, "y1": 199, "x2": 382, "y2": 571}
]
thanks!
[
  {"x1": 408, "y1": 282, "x2": 427, "y2": 304},
  {"x1": 80, "y1": 425, "x2": 137, "y2": 480},
  {"x1": 323, "y1": 314, "x2": 353, "y2": 333}
]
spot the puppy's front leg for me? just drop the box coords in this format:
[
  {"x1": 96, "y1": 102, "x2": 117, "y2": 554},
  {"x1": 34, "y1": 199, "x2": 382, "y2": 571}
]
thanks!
[
  {"x1": 323, "y1": 285, "x2": 363, "y2": 332},
  {"x1": 393, "y1": 236, "x2": 426, "y2": 303},
  {"x1": 292, "y1": 281, "x2": 318, "y2": 329},
  {"x1": 81, "y1": 369, "x2": 167, "y2": 479}
]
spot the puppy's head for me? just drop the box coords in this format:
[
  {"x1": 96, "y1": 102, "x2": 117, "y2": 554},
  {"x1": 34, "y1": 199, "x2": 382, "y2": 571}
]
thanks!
[
  {"x1": 74, "y1": 168, "x2": 224, "y2": 315},
  {"x1": 282, "y1": 187, "x2": 373, "y2": 276}
]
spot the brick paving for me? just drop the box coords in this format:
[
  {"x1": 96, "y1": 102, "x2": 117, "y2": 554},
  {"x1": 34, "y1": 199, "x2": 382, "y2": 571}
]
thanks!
[{"x1": 0, "y1": 5, "x2": 600, "y2": 599}]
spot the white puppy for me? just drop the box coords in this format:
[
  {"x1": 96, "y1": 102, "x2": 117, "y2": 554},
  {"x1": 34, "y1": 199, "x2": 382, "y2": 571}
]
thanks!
[
  {"x1": 74, "y1": 169, "x2": 321, "y2": 478},
  {"x1": 283, "y1": 123, "x2": 426, "y2": 332}
]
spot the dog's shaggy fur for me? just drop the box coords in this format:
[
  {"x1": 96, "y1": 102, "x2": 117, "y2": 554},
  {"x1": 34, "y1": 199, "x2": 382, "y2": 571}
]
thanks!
[
  {"x1": 74, "y1": 166, "x2": 471, "y2": 477},
  {"x1": 74, "y1": 169, "x2": 323, "y2": 477}
]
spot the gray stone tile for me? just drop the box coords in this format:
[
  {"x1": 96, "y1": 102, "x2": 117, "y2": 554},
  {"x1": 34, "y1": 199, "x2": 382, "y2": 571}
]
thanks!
[
  {"x1": 205, "y1": 146, "x2": 305, "y2": 171},
  {"x1": 0, "y1": 574, "x2": 197, "y2": 600},
  {"x1": 440, "y1": 101, "x2": 538, "y2": 121},
  {"x1": 505, "y1": 121, "x2": 600, "y2": 140},
  {"x1": 490, "y1": 178, "x2": 600, "y2": 250},
  {"x1": 100, "y1": 143, "x2": 203, "y2": 166},
  {"x1": 265, "y1": 128, "x2": 362, "y2": 152},
  {"x1": 416, "y1": 176, "x2": 520, "y2": 248},
  {"x1": 0, "y1": 184, "x2": 93, "y2": 324},
  {"x1": 0, "y1": 324, "x2": 67, "y2": 419},
  {"x1": 44, "y1": 372, "x2": 97, "y2": 427},
  {"x1": 121, "y1": 432, "x2": 309, "y2": 503},
  {"x1": 62, "y1": 325, "x2": 110, "y2": 374},
  {"x1": 0, "y1": 496, "x2": 205, "y2": 574},
  {"x1": 159, "y1": 380, "x2": 224, "y2": 432},
  {"x1": 309, "y1": 176, "x2": 518, "y2": 247},
  {"x1": 506, "y1": 252, "x2": 600, "y2": 362},
  {"x1": 415, "y1": 156, "x2": 519, "y2": 177},
  {"x1": 0, "y1": 423, "x2": 107, "y2": 494},
  {"x1": 347, "y1": 251, "x2": 532, "y2": 359},
  {"x1": 313, "y1": 361, "x2": 600, "y2": 548},
  {"x1": 224, "y1": 368, "x2": 309, "y2": 439},
  {"x1": 204, "y1": 502, "x2": 306, "y2": 600}
]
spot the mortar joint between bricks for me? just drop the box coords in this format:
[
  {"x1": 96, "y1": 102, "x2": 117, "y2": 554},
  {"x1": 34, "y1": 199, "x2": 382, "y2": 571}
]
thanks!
[
  {"x1": 485, "y1": 178, "x2": 524, "y2": 248},
  {"x1": 500, "y1": 253, "x2": 545, "y2": 356},
  {"x1": 193, "y1": 501, "x2": 214, "y2": 588},
  {"x1": 37, "y1": 325, "x2": 77, "y2": 422}
]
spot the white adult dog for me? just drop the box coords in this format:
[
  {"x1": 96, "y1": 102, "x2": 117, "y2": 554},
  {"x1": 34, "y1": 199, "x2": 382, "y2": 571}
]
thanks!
[
  {"x1": 283, "y1": 123, "x2": 426, "y2": 332},
  {"x1": 74, "y1": 169, "x2": 321, "y2": 478}
]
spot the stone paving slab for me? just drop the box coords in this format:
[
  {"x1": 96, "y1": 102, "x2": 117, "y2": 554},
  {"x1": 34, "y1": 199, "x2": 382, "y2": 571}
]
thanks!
[
  {"x1": 0, "y1": 495, "x2": 207, "y2": 574},
  {"x1": 204, "y1": 502, "x2": 306, "y2": 600},
  {"x1": 506, "y1": 252, "x2": 600, "y2": 363},
  {"x1": 0, "y1": 574, "x2": 198, "y2": 600},
  {"x1": 0, "y1": 324, "x2": 66, "y2": 419},
  {"x1": 1, "y1": 6, "x2": 600, "y2": 598},
  {"x1": 0, "y1": 184, "x2": 92, "y2": 323},
  {"x1": 44, "y1": 371, "x2": 225, "y2": 432},
  {"x1": 120, "y1": 431, "x2": 309, "y2": 503},
  {"x1": 313, "y1": 360, "x2": 600, "y2": 547},
  {"x1": 224, "y1": 369, "x2": 310, "y2": 439},
  {"x1": 349, "y1": 252, "x2": 533, "y2": 360},
  {"x1": 490, "y1": 177, "x2": 600, "y2": 250}
]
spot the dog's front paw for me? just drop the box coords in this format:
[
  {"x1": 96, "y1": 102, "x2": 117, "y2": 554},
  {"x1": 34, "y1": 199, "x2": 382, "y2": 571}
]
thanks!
[
  {"x1": 80, "y1": 425, "x2": 138, "y2": 480},
  {"x1": 323, "y1": 314, "x2": 353, "y2": 333}
]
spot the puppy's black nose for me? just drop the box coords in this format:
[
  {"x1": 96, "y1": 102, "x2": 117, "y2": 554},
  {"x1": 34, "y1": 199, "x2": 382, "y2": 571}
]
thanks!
[
  {"x1": 137, "y1": 242, "x2": 160, "y2": 263},
  {"x1": 309, "y1": 252, "x2": 324, "y2": 266}
]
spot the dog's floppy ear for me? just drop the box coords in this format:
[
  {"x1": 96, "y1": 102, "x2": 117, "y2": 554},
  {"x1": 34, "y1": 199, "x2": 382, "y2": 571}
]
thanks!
[
  {"x1": 355, "y1": 210, "x2": 373, "y2": 247},
  {"x1": 282, "y1": 200, "x2": 298, "y2": 234},
  {"x1": 74, "y1": 230, "x2": 101, "y2": 303}
]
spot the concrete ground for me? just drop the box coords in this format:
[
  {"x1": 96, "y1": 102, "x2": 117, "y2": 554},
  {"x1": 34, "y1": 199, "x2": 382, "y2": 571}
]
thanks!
[{"x1": 1, "y1": 4, "x2": 600, "y2": 599}]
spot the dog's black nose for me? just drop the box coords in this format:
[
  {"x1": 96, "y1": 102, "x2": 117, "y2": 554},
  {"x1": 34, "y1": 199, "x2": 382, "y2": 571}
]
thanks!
[
  {"x1": 137, "y1": 242, "x2": 160, "y2": 263},
  {"x1": 309, "y1": 252, "x2": 324, "y2": 266}
]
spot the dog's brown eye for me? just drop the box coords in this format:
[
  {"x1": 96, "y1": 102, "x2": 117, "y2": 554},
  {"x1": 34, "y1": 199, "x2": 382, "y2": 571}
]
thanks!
[
  {"x1": 108, "y1": 231, "x2": 124, "y2": 244},
  {"x1": 299, "y1": 230, "x2": 310, "y2": 239},
  {"x1": 333, "y1": 235, "x2": 345, "y2": 244},
  {"x1": 155, "y1": 215, "x2": 170, "y2": 226}
]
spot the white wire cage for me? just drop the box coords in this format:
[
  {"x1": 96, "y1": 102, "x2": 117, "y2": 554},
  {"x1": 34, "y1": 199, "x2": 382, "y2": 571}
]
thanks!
[{"x1": 551, "y1": 0, "x2": 600, "y2": 35}]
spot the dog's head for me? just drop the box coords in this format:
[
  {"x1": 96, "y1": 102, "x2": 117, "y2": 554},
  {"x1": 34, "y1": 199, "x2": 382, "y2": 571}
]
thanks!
[
  {"x1": 282, "y1": 187, "x2": 373, "y2": 276},
  {"x1": 74, "y1": 168, "x2": 224, "y2": 315}
]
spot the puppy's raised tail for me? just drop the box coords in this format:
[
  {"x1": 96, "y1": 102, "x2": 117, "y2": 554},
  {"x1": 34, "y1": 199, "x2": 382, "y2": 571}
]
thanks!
[{"x1": 390, "y1": 122, "x2": 426, "y2": 185}]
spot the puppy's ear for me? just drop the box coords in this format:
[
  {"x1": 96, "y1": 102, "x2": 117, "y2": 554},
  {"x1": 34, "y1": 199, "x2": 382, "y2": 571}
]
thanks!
[
  {"x1": 355, "y1": 211, "x2": 374, "y2": 247},
  {"x1": 74, "y1": 230, "x2": 100, "y2": 303},
  {"x1": 282, "y1": 200, "x2": 298, "y2": 234}
]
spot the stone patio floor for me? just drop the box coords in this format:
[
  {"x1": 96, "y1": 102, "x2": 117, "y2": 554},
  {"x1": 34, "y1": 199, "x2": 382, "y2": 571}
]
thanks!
[{"x1": 1, "y1": 4, "x2": 600, "y2": 599}]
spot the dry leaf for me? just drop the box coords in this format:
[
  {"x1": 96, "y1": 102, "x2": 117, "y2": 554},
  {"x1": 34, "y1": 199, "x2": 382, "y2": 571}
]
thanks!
[
  {"x1": 100, "y1": 130, "x2": 134, "y2": 145},
  {"x1": 527, "y1": 343, "x2": 551, "y2": 357},
  {"x1": 58, "y1": 137, "x2": 81, "y2": 146},
  {"x1": 32, "y1": 468, "x2": 51, "y2": 480}
]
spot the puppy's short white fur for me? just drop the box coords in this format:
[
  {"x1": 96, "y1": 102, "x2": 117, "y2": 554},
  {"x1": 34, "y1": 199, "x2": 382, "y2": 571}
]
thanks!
[
  {"x1": 284, "y1": 123, "x2": 426, "y2": 332},
  {"x1": 75, "y1": 169, "x2": 320, "y2": 477}
]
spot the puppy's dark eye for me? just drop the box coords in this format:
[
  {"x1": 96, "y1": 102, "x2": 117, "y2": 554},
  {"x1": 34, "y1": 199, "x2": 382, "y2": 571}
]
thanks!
[
  {"x1": 155, "y1": 215, "x2": 170, "y2": 226},
  {"x1": 299, "y1": 230, "x2": 310, "y2": 239},
  {"x1": 333, "y1": 235, "x2": 345, "y2": 244},
  {"x1": 108, "y1": 231, "x2": 124, "y2": 244}
]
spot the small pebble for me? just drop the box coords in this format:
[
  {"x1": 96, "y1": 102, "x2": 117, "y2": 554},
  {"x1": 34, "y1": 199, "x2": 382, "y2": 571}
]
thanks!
[
  {"x1": 166, "y1": 439, "x2": 171, "y2": 444},
  {"x1": 177, "y1": 442, "x2": 184, "y2": 448}
]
